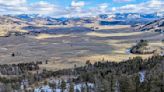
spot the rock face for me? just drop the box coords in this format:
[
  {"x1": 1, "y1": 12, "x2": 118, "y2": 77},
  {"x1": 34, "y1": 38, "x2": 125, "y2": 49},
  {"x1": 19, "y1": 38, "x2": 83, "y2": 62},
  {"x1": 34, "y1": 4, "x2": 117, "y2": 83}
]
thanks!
[{"x1": 138, "y1": 18, "x2": 164, "y2": 33}]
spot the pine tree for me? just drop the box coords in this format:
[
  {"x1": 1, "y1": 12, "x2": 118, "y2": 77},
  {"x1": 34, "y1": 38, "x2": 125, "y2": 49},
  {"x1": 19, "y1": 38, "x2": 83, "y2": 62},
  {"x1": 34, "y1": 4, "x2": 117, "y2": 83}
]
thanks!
[
  {"x1": 69, "y1": 81, "x2": 74, "y2": 92},
  {"x1": 61, "y1": 79, "x2": 66, "y2": 92},
  {"x1": 49, "y1": 82, "x2": 56, "y2": 92}
]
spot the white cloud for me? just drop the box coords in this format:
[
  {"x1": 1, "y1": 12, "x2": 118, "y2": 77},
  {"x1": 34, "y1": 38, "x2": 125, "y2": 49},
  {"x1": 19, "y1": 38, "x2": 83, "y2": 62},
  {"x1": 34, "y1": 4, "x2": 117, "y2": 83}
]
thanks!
[
  {"x1": 63, "y1": 2, "x2": 109, "y2": 18},
  {"x1": 0, "y1": 0, "x2": 26, "y2": 6},
  {"x1": 98, "y1": 3, "x2": 109, "y2": 13},
  {"x1": 112, "y1": 0, "x2": 164, "y2": 13},
  {"x1": 62, "y1": 0, "x2": 86, "y2": 17},
  {"x1": 71, "y1": 0, "x2": 85, "y2": 7},
  {"x1": 99, "y1": 3, "x2": 109, "y2": 10},
  {"x1": 29, "y1": 1, "x2": 57, "y2": 15},
  {"x1": 0, "y1": 0, "x2": 163, "y2": 17},
  {"x1": 0, "y1": 0, "x2": 28, "y2": 14},
  {"x1": 70, "y1": 0, "x2": 85, "y2": 12},
  {"x1": 0, "y1": 0, "x2": 60, "y2": 15}
]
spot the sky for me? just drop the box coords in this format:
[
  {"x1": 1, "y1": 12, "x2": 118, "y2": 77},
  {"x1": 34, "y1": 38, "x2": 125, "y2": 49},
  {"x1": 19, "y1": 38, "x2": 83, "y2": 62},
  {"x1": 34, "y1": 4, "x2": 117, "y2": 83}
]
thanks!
[{"x1": 0, "y1": 0, "x2": 163, "y2": 17}]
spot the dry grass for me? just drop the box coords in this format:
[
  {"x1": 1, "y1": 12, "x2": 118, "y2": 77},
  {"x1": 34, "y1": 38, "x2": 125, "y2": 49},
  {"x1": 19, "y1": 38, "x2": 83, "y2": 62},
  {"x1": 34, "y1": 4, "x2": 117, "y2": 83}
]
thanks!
[
  {"x1": 40, "y1": 54, "x2": 153, "y2": 70},
  {"x1": 84, "y1": 24, "x2": 130, "y2": 30},
  {"x1": 0, "y1": 25, "x2": 28, "y2": 37},
  {"x1": 0, "y1": 24, "x2": 162, "y2": 70},
  {"x1": 70, "y1": 54, "x2": 153, "y2": 63},
  {"x1": 149, "y1": 42, "x2": 164, "y2": 47},
  {"x1": 38, "y1": 40, "x2": 163, "y2": 70},
  {"x1": 34, "y1": 34, "x2": 71, "y2": 39},
  {"x1": 0, "y1": 25, "x2": 11, "y2": 36},
  {"x1": 111, "y1": 43, "x2": 134, "y2": 54},
  {"x1": 149, "y1": 41, "x2": 164, "y2": 54},
  {"x1": 0, "y1": 30, "x2": 8, "y2": 37},
  {"x1": 39, "y1": 61, "x2": 84, "y2": 70},
  {"x1": 86, "y1": 31, "x2": 145, "y2": 37}
]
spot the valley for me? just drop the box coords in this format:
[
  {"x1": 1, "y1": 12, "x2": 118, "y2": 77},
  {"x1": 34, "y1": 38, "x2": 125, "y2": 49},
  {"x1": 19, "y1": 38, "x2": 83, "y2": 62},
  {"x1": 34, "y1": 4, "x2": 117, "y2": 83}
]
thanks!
[
  {"x1": 0, "y1": 22, "x2": 163, "y2": 70},
  {"x1": 0, "y1": 0, "x2": 164, "y2": 91},
  {"x1": 0, "y1": 14, "x2": 163, "y2": 92}
]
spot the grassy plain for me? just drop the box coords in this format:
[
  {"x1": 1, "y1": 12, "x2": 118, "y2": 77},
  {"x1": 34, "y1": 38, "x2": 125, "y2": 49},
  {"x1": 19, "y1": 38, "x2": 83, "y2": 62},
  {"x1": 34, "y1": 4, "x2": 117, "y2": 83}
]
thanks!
[{"x1": 0, "y1": 25, "x2": 163, "y2": 70}]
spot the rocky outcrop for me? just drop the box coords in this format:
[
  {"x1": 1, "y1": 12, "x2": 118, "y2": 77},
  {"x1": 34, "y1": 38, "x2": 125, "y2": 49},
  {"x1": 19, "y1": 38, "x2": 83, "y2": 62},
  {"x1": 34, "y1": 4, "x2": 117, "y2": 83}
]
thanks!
[{"x1": 130, "y1": 40, "x2": 156, "y2": 54}]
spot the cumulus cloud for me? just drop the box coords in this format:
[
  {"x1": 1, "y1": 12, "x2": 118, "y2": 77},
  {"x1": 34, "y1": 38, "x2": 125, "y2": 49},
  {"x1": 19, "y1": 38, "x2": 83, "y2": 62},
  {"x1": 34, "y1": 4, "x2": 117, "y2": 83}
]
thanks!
[
  {"x1": 64, "y1": 2, "x2": 109, "y2": 17},
  {"x1": 70, "y1": 0, "x2": 85, "y2": 13},
  {"x1": 62, "y1": 0, "x2": 86, "y2": 17},
  {"x1": 112, "y1": 0, "x2": 164, "y2": 13},
  {"x1": 0, "y1": 0, "x2": 26, "y2": 6},
  {"x1": 0, "y1": 0, "x2": 87, "y2": 17},
  {"x1": 71, "y1": 0, "x2": 85, "y2": 7},
  {"x1": 0, "y1": 0, "x2": 62, "y2": 15},
  {"x1": 29, "y1": 1, "x2": 57, "y2": 15},
  {"x1": 0, "y1": 0, "x2": 28, "y2": 14},
  {"x1": 0, "y1": 0, "x2": 163, "y2": 17},
  {"x1": 99, "y1": 3, "x2": 109, "y2": 11}
]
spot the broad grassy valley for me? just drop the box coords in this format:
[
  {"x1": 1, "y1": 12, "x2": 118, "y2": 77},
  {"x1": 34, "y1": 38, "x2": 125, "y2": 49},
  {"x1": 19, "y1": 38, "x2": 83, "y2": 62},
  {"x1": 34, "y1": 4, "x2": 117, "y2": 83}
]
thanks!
[{"x1": 0, "y1": 24, "x2": 163, "y2": 70}]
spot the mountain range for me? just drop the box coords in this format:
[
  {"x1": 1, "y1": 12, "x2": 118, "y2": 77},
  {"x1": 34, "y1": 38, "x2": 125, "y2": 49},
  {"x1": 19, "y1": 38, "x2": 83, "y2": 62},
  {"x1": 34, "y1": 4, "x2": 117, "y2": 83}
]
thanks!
[
  {"x1": 0, "y1": 13, "x2": 163, "y2": 37},
  {"x1": 4, "y1": 12, "x2": 163, "y2": 26}
]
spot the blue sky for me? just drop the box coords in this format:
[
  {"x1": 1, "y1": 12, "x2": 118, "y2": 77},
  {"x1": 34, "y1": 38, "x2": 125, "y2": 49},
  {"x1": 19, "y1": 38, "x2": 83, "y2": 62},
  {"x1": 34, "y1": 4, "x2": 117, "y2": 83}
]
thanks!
[
  {"x1": 26, "y1": 0, "x2": 152, "y2": 7},
  {"x1": 0, "y1": 0, "x2": 163, "y2": 17},
  {"x1": 28, "y1": 0, "x2": 147, "y2": 8},
  {"x1": 29, "y1": 0, "x2": 142, "y2": 5}
]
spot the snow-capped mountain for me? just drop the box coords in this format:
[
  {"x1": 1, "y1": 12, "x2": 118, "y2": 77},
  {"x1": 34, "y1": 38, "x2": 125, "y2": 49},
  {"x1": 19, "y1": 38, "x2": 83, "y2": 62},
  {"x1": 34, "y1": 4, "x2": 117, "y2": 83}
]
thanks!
[
  {"x1": 2, "y1": 12, "x2": 163, "y2": 26},
  {"x1": 98, "y1": 13, "x2": 164, "y2": 20}
]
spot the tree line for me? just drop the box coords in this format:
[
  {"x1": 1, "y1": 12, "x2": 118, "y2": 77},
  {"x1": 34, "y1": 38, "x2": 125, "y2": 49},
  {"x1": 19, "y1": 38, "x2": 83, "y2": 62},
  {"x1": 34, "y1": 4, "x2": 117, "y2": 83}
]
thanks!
[{"x1": 0, "y1": 55, "x2": 163, "y2": 92}]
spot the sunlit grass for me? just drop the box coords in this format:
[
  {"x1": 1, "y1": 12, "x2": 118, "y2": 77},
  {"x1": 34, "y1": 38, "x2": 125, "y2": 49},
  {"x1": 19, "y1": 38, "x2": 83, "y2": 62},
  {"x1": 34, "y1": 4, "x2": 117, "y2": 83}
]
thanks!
[
  {"x1": 34, "y1": 34, "x2": 70, "y2": 39},
  {"x1": 86, "y1": 31, "x2": 146, "y2": 37}
]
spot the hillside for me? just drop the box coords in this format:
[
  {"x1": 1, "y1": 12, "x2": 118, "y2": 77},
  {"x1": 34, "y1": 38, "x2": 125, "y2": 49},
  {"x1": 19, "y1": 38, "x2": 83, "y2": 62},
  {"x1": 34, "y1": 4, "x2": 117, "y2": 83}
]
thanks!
[
  {"x1": 0, "y1": 15, "x2": 28, "y2": 25},
  {"x1": 130, "y1": 40, "x2": 157, "y2": 54},
  {"x1": 0, "y1": 15, "x2": 29, "y2": 37},
  {"x1": 138, "y1": 18, "x2": 164, "y2": 33},
  {"x1": 0, "y1": 55, "x2": 163, "y2": 92}
]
